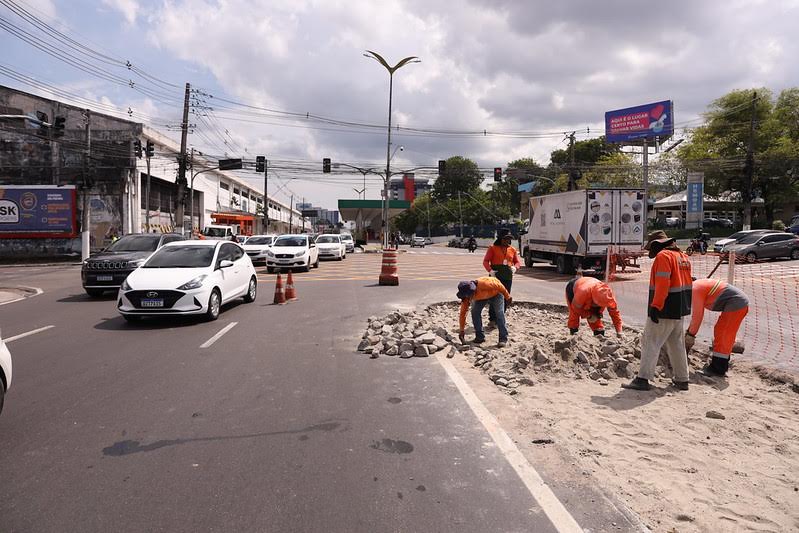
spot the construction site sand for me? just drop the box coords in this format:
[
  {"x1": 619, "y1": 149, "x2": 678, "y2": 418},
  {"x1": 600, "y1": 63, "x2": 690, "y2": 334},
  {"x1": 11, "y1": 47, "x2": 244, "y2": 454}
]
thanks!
[{"x1": 362, "y1": 302, "x2": 799, "y2": 533}]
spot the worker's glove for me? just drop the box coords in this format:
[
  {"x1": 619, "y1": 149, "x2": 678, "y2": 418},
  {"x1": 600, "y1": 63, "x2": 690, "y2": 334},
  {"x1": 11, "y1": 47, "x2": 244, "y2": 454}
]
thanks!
[
  {"x1": 458, "y1": 331, "x2": 465, "y2": 344},
  {"x1": 510, "y1": 266, "x2": 517, "y2": 275},
  {"x1": 648, "y1": 306, "x2": 660, "y2": 324},
  {"x1": 684, "y1": 332, "x2": 696, "y2": 351},
  {"x1": 569, "y1": 328, "x2": 578, "y2": 335},
  {"x1": 593, "y1": 329, "x2": 605, "y2": 337}
]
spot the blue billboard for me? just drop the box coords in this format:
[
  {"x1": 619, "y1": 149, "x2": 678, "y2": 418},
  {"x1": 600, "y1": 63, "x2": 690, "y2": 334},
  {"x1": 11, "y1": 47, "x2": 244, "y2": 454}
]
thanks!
[
  {"x1": 0, "y1": 185, "x2": 77, "y2": 237},
  {"x1": 605, "y1": 100, "x2": 673, "y2": 143}
]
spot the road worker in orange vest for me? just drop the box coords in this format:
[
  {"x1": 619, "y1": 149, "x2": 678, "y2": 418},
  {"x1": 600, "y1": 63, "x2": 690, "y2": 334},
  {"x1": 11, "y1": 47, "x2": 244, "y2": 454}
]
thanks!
[
  {"x1": 685, "y1": 279, "x2": 749, "y2": 377},
  {"x1": 623, "y1": 230, "x2": 693, "y2": 391},
  {"x1": 457, "y1": 277, "x2": 513, "y2": 348},
  {"x1": 565, "y1": 275, "x2": 624, "y2": 338},
  {"x1": 482, "y1": 229, "x2": 521, "y2": 324}
]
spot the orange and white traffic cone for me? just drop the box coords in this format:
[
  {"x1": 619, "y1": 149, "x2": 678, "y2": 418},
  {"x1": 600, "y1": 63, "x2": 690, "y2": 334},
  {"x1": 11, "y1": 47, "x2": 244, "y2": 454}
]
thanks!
[
  {"x1": 285, "y1": 271, "x2": 297, "y2": 301},
  {"x1": 273, "y1": 272, "x2": 286, "y2": 305}
]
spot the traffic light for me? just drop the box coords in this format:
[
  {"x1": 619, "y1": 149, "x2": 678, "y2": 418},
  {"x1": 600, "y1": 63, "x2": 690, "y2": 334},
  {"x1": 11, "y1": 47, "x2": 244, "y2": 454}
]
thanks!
[
  {"x1": 493, "y1": 167, "x2": 502, "y2": 181},
  {"x1": 323, "y1": 158, "x2": 331, "y2": 173},
  {"x1": 256, "y1": 155, "x2": 266, "y2": 173},
  {"x1": 133, "y1": 139, "x2": 142, "y2": 158},
  {"x1": 145, "y1": 140, "x2": 154, "y2": 158},
  {"x1": 53, "y1": 116, "x2": 66, "y2": 138},
  {"x1": 36, "y1": 111, "x2": 49, "y2": 136},
  {"x1": 438, "y1": 160, "x2": 446, "y2": 175}
]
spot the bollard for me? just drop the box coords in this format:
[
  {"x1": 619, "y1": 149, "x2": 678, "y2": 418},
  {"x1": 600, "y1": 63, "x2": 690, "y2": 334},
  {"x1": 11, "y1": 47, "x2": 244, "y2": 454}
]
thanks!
[
  {"x1": 378, "y1": 248, "x2": 399, "y2": 286},
  {"x1": 285, "y1": 271, "x2": 297, "y2": 301},
  {"x1": 273, "y1": 272, "x2": 286, "y2": 305}
]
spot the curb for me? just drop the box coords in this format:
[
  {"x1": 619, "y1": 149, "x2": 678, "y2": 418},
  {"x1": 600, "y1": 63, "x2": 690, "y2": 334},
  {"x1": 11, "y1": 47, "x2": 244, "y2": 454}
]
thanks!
[
  {"x1": 0, "y1": 262, "x2": 83, "y2": 268},
  {"x1": 0, "y1": 285, "x2": 43, "y2": 306}
]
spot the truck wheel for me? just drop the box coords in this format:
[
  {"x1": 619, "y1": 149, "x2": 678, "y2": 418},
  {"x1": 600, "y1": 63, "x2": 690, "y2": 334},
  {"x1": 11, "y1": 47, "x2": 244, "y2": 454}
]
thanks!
[
  {"x1": 556, "y1": 255, "x2": 569, "y2": 275},
  {"x1": 524, "y1": 250, "x2": 533, "y2": 268}
]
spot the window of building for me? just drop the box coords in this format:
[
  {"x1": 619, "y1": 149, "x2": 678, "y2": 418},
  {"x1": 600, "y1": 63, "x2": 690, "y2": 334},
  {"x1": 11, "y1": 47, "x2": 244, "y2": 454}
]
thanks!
[
  {"x1": 233, "y1": 187, "x2": 240, "y2": 195},
  {"x1": 220, "y1": 182, "x2": 229, "y2": 191}
]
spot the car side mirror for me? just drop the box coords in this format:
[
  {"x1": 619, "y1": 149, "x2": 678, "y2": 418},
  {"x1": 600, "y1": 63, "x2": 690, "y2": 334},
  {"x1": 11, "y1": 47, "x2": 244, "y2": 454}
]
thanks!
[{"x1": 220, "y1": 259, "x2": 234, "y2": 268}]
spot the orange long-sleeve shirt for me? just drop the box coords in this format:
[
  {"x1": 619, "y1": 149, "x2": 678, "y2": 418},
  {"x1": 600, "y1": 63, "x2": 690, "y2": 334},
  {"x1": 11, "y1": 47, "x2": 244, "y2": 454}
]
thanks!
[
  {"x1": 649, "y1": 248, "x2": 692, "y2": 318},
  {"x1": 687, "y1": 279, "x2": 749, "y2": 335},
  {"x1": 482, "y1": 244, "x2": 521, "y2": 274},
  {"x1": 459, "y1": 276, "x2": 511, "y2": 332},
  {"x1": 565, "y1": 276, "x2": 623, "y2": 333}
]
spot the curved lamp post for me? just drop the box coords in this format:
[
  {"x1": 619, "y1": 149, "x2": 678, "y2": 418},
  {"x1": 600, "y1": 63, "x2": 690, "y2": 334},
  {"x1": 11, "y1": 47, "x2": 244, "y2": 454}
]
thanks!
[{"x1": 364, "y1": 50, "x2": 420, "y2": 247}]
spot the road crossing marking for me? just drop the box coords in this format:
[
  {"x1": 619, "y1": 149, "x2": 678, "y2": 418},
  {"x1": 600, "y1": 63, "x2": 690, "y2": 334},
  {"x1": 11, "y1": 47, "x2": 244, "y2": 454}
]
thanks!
[
  {"x1": 5, "y1": 325, "x2": 55, "y2": 343},
  {"x1": 200, "y1": 322, "x2": 238, "y2": 348}
]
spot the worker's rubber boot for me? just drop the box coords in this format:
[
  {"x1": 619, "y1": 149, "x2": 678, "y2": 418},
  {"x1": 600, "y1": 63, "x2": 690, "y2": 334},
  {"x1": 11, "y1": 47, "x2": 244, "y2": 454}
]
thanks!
[
  {"x1": 671, "y1": 380, "x2": 689, "y2": 391},
  {"x1": 702, "y1": 356, "x2": 729, "y2": 377},
  {"x1": 621, "y1": 377, "x2": 651, "y2": 391}
]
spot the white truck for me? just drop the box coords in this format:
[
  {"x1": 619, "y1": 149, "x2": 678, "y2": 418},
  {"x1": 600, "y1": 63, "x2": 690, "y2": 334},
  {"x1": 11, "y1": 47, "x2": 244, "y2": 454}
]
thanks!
[
  {"x1": 521, "y1": 188, "x2": 646, "y2": 274},
  {"x1": 201, "y1": 224, "x2": 240, "y2": 241}
]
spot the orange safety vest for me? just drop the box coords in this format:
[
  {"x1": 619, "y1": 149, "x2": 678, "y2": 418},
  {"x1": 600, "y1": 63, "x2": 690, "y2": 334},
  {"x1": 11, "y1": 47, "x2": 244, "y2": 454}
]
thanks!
[{"x1": 649, "y1": 248, "x2": 692, "y2": 318}]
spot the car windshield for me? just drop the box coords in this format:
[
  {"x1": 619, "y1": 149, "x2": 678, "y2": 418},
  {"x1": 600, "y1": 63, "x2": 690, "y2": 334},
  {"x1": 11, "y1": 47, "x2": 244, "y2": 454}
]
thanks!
[
  {"x1": 247, "y1": 237, "x2": 273, "y2": 245},
  {"x1": 144, "y1": 246, "x2": 215, "y2": 268},
  {"x1": 727, "y1": 232, "x2": 748, "y2": 240},
  {"x1": 737, "y1": 234, "x2": 763, "y2": 244},
  {"x1": 341, "y1": 235, "x2": 353, "y2": 241},
  {"x1": 202, "y1": 227, "x2": 228, "y2": 237},
  {"x1": 106, "y1": 235, "x2": 160, "y2": 252},
  {"x1": 274, "y1": 236, "x2": 306, "y2": 247},
  {"x1": 316, "y1": 236, "x2": 338, "y2": 243}
]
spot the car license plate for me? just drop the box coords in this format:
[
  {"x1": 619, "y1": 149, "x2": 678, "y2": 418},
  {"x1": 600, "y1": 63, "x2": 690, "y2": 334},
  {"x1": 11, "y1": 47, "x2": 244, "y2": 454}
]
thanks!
[
  {"x1": 141, "y1": 299, "x2": 164, "y2": 308},
  {"x1": 96, "y1": 275, "x2": 113, "y2": 281}
]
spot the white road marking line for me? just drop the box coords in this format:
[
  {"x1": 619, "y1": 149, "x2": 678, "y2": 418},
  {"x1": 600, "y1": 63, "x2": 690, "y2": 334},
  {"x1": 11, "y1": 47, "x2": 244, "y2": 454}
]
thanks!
[
  {"x1": 435, "y1": 352, "x2": 584, "y2": 533},
  {"x1": 200, "y1": 322, "x2": 238, "y2": 348},
  {"x1": 0, "y1": 286, "x2": 43, "y2": 306},
  {"x1": 5, "y1": 325, "x2": 55, "y2": 343}
]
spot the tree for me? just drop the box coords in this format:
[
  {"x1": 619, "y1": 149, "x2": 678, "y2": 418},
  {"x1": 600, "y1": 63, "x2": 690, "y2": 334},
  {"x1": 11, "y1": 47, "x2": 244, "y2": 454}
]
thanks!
[
  {"x1": 550, "y1": 136, "x2": 620, "y2": 168},
  {"x1": 676, "y1": 87, "x2": 799, "y2": 223},
  {"x1": 579, "y1": 152, "x2": 640, "y2": 188},
  {"x1": 431, "y1": 156, "x2": 482, "y2": 201}
]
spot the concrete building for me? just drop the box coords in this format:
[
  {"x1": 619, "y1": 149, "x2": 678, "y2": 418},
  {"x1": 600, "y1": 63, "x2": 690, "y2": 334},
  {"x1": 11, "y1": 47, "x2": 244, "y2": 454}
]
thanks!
[
  {"x1": 653, "y1": 189, "x2": 765, "y2": 225},
  {"x1": 388, "y1": 173, "x2": 431, "y2": 201},
  {"x1": 0, "y1": 85, "x2": 307, "y2": 258}
]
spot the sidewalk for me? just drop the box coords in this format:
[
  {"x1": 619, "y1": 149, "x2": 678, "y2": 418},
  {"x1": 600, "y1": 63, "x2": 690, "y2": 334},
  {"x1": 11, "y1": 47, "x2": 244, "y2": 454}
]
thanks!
[{"x1": 0, "y1": 286, "x2": 39, "y2": 305}]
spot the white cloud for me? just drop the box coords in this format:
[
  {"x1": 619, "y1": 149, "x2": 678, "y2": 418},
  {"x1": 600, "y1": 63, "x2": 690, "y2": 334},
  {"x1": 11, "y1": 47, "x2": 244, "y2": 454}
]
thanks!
[{"x1": 102, "y1": 0, "x2": 139, "y2": 25}]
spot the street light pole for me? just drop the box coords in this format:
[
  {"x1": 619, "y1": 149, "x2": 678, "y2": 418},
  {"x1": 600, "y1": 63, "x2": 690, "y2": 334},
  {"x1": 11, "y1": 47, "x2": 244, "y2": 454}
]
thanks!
[{"x1": 364, "y1": 50, "x2": 419, "y2": 248}]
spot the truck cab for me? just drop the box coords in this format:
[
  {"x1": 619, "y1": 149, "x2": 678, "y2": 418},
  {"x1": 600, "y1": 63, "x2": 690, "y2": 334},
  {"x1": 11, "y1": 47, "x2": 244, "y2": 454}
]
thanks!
[{"x1": 202, "y1": 224, "x2": 239, "y2": 240}]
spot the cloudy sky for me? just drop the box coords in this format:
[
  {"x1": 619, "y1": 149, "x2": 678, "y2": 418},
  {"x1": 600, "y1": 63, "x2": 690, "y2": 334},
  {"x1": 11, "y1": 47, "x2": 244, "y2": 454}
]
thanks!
[{"x1": 2, "y1": 0, "x2": 799, "y2": 209}]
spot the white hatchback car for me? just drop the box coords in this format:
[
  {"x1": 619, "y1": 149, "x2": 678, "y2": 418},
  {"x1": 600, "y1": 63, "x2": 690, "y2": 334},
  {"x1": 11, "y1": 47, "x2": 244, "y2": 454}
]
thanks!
[
  {"x1": 0, "y1": 329, "x2": 12, "y2": 415},
  {"x1": 118, "y1": 240, "x2": 257, "y2": 322},
  {"x1": 265, "y1": 234, "x2": 319, "y2": 273},
  {"x1": 316, "y1": 234, "x2": 346, "y2": 260},
  {"x1": 243, "y1": 234, "x2": 277, "y2": 264}
]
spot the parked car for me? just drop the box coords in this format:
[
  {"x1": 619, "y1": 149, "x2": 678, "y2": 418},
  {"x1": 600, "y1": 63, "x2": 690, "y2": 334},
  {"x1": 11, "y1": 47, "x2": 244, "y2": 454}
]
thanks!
[
  {"x1": 243, "y1": 234, "x2": 277, "y2": 264},
  {"x1": 410, "y1": 237, "x2": 426, "y2": 248},
  {"x1": 788, "y1": 214, "x2": 799, "y2": 235},
  {"x1": 713, "y1": 229, "x2": 777, "y2": 253},
  {"x1": 117, "y1": 240, "x2": 257, "y2": 322},
  {"x1": 265, "y1": 234, "x2": 319, "y2": 273},
  {"x1": 726, "y1": 232, "x2": 799, "y2": 262},
  {"x1": 703, "y1": 217, "x2": 734, "y2": 228},
  {"x1": 340, "y1": 234, "x2": 355, "y2": 253},
  {"x1": 0, "y1": 329, "x2": 12, "y2": 415},
  {"x1": 81, "y1": 233, "x2": 184, "y2": 297},
  {"x1": 664, "y1": 217, "x2": 681, "y2": 227},
  {"x1": 316, "y1": 234, "x2": 346, "y2": 260}
]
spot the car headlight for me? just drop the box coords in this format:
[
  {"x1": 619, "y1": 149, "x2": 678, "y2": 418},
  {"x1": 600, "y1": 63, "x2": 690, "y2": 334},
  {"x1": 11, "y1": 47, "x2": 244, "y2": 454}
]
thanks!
[
  {"x1": 127, "y1": 258, "x2": 146, "y2": 268},
  {"x1": 295, "y1": 251, "x2": 305, "y2": 257},
  {"x1": 121, "y1": 278, "x2": 132, "y2": 291},
  {"x1": 177, "y1": 275, "x2": 208, "y2": 290}
]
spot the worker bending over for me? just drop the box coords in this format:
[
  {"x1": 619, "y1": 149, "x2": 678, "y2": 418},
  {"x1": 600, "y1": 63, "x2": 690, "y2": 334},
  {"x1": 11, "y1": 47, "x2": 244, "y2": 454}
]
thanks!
[
  {"x1": 685, "y1": 279, "x2": 749, "y2": 377},
  {"x1": 457, "y1": 277, "x2": 512, "y2": 348},
  {"x1": 565, "y1": 276, "x2": 623, "y2": 338}
]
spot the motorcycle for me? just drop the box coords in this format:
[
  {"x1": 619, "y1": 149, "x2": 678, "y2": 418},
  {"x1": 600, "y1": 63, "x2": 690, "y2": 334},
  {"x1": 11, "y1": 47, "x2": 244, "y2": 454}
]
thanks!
[
  {"x1": 686, "y1": 233, "x2": 709, "y2": 256},
  {"x1": 467, "y1": 241, "x2": 477, "y2": 253}
]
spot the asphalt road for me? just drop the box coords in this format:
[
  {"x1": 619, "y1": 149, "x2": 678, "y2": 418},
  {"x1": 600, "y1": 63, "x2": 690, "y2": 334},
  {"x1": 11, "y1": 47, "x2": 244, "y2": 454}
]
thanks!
[{"x1": 0, "y1": 255, "x2": 643, "y2": 533}]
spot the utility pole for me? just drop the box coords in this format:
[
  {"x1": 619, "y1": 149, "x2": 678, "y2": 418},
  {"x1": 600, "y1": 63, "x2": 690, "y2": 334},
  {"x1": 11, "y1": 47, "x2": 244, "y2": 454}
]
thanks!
[
  {"x1": 642, "y1": 137, "x2": 649, "y2": 222},
  {"x1": 743, "y1": 90, "x2": 757, "y2": 230},
  {"x1": 175, "y1": 82, "x2": 191, "y2": 235},
  {"x1": 289, "y1": 193, "x2": 294, "y2": 233},
  {"x1": 568, "y1": 131, "x2": 576, "y2": 191},
  {"x1": 458, "y1": 190, "x2": 463, "y2": 238},
  {"x1": 144, "y1": 141, "x2": 152, "y2": 232},
  {"x1": 264, "y1": 159, "x2": 269, "y2": 233},
  {"x1": 188, "y1": 148, "x2": 194, "y2": 234},
  {"x1": 81, "y1": 109, "x2": 91, "y2": 261},
  {"x1": 427, "y1": 198, "x2": 431, "y2": 239}
]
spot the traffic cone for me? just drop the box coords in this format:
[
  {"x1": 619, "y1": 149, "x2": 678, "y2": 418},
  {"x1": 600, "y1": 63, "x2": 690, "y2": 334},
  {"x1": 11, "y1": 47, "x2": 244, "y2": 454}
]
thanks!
[
  {"x1": 285, "y1": 271, "x2": 297, "y2": 301},
  {"x1": 273, "y1": 272, "x2": 286, "y2": 305}
]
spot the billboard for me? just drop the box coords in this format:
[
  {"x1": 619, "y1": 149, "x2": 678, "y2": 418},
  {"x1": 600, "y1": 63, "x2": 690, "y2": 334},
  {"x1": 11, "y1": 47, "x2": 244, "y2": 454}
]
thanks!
[
  {"x1": 605, "y1": 100, "x2": 673, "y2": 143},
  {"x1": 685, "y1": 172, "x2": 704, "y2": 229},
  {"x1": 0, "y1": 185, "x2": 78, "y2": 238}
]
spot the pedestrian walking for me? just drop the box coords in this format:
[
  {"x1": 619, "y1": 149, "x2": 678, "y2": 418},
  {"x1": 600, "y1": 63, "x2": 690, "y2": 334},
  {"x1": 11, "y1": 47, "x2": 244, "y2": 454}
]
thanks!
[
  {"x1": 685, "y1": 279, "x2": 749, "y2": 377},
  {"x1": 565, "y1": 275, "x2": 623, "y2": 338},
  {"x1": 623, "y1": 230, "x2": 693, "y2": 391},
  {"x1": 482, "y1": 229, "x2": 521, "y2": 324},
  {"x1": 457, "y1": 277, "x2": 512, "y2": 348}
]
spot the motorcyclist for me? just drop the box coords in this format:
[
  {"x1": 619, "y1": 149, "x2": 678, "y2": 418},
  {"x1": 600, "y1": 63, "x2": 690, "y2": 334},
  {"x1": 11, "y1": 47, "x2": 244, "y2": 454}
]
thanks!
[{"x1": 467, "y1": 236, "x2": 477, "y2": 252}]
